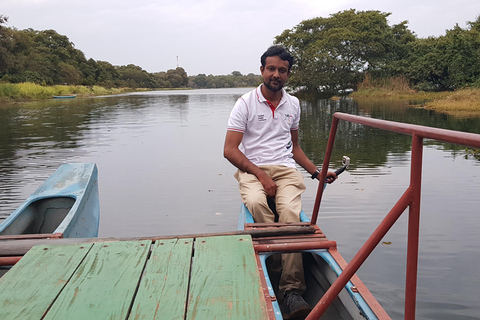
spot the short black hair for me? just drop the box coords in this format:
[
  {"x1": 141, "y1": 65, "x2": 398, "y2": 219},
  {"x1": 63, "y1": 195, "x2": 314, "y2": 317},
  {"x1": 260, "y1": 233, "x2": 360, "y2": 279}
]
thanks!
[{"x1": 261, "y1": 45, "x2": 294, "y2": 71}]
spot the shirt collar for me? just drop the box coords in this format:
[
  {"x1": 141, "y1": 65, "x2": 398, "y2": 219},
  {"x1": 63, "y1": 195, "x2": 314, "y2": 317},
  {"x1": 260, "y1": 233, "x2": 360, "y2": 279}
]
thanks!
[{"x1": 256, "y1": 84, "x2": 286, "y2": 106}]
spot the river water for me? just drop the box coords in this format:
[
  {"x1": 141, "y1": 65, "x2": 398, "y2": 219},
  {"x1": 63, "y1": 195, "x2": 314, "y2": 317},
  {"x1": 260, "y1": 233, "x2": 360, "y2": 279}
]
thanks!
[{"x1": 1, "y1": 88, "x2": 479, "y2": 319}]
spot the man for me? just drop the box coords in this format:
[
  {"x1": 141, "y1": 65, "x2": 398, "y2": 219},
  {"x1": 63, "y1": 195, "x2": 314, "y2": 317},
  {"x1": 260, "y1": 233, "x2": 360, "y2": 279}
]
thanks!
[{"x1": 223, "y1": 45, "x2": 336, "y2": 319}]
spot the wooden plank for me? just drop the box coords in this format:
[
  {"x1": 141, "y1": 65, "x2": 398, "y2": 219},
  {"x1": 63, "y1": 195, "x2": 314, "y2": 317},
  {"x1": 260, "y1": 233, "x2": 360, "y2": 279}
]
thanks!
[
  {"x1": 43, "y1": 240, "x2": 151, "y2": 320},
  {"x1": 129, "y1": 238, "x2": 194, "y2": 320},
  {"x1": 0, "y1": 243, "x2": 93, "y2": 320},
  {"x1": 186, "y1": 235, "x2": 268, "y2": 320}
]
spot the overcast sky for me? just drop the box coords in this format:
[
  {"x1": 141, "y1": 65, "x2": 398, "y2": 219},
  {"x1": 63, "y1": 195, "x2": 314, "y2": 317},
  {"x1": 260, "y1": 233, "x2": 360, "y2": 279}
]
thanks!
[{"x1": 2, "y1": 0, "x2": 479, "y2": 76}]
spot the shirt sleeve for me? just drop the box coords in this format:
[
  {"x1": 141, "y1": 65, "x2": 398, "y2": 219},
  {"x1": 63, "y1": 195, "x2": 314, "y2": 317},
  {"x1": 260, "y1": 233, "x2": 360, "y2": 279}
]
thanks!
[{"x1": 227, "y1": 98, "x2": 247, "y2": 133}]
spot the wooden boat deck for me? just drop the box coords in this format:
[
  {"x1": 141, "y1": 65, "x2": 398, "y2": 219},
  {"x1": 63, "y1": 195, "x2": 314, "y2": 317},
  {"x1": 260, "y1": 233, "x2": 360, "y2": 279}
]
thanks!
[{"x1": 0, "y1": 235, "x2": 270, "y2": 320}]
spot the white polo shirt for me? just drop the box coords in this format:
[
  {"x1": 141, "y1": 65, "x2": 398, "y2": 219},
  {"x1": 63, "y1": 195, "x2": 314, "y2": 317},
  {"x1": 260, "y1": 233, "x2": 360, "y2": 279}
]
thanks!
[{"x1": 227, "y1": 85, "x2": 301, "y2": 168}]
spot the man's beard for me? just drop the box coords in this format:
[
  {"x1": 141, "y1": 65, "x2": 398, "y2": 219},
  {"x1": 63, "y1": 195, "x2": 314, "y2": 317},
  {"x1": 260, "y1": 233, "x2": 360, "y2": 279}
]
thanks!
[{"x1": 263, "y1": 79, "x2": 283, "y2": 92}]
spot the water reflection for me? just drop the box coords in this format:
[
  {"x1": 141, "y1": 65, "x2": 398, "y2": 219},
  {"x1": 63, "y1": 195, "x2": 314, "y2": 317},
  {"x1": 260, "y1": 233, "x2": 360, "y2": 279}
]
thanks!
[{"x1": 299, "y1": 98, "x2": 480, "y2": 169}]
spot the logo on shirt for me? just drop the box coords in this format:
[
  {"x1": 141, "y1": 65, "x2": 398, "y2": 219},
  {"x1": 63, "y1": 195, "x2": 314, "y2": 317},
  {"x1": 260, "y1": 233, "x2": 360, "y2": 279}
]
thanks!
[
  {"x1": 258, "y1": 114, "x2": 266, "y2": 122},
  {"x1": 284, "y1": 113, "x2": 294, "y2": 125}
]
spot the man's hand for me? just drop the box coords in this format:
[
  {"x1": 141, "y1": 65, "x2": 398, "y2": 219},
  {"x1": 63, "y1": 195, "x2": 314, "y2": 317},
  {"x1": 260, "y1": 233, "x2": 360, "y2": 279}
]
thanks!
[
  {"x1": 324, "y1": 171, "x2": 337, "y2": 184},
  {"x1": 257, "y1": 171, "x2": 277, "y2": 197}
]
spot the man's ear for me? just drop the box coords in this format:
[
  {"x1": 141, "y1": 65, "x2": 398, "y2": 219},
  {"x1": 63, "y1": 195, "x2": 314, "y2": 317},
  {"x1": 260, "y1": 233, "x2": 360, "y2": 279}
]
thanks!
[{"x1": 260, "y1": 66, "x2": 264, "y2": 73}]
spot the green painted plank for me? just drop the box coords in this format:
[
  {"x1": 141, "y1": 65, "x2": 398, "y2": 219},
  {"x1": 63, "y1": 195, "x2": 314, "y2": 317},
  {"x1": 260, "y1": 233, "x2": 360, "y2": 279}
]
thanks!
[
  {"x1": 186, "y1": 235, "x2": 268, "y2": 320},
  {"x1": 0, "y1": 243, "x2": 93, "y2": 320},
  {"x1": 44, "y1": 240, "x2": 151, "y2": 320},
  {"x1": 129, "y1": 238, "x2": 194, "y2": 320}
]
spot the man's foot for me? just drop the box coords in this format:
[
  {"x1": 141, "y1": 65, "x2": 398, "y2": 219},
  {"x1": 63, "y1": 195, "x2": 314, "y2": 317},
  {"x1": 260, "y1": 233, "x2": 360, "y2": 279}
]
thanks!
[{"x1": 283, "y1": 291, "x2": 311, "y2": 320}]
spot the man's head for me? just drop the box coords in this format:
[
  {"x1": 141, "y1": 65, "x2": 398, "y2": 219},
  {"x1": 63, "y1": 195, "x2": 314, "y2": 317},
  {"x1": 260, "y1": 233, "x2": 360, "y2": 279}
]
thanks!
[{"x1": 260, "y1": 46, "x2": 294, "y2": 93}]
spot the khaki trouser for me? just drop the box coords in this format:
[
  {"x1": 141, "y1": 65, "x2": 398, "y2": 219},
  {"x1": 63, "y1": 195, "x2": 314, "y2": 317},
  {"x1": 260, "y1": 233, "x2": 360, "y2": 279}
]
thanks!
[{"x1": 235, "y1": 165, "x2": 306, "y2": 294}]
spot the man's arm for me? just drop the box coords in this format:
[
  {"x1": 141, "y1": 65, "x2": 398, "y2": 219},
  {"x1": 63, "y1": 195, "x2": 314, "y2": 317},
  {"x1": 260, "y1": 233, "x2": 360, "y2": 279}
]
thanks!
[
  {"x1": 290, "y1": 130, "x2": 336, "y2": 183},
  {"x1": 223, "y1": 130, "x2": 277, "y2": 196}
]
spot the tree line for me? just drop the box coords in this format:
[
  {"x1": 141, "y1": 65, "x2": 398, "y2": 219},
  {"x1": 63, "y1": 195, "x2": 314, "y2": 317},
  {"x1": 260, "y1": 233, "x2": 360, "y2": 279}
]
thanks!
[
  {"x1": 2, "y1": 11, "x2": 479, "y2": 93},
  {"x1": 0, "y1": 15, "x2": 260, "y2": 89},
  {"x1": 275, "y1": 9, "x2": 480, "y2": 94}
]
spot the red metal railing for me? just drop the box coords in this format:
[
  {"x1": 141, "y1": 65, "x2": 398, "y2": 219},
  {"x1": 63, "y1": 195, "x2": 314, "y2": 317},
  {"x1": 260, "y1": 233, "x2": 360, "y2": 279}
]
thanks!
[{"x1": 308, "y1": 112, "x2": 480, "y2": 320}]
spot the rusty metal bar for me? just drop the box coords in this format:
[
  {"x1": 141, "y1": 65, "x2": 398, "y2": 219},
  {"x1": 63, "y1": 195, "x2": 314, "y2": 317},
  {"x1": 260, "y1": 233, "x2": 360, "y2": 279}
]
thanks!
[
  {"x1": 306, "y1": 187, "x2": 412, "y2": 320},
  {"x1": 405, "y1": 135, "x2": 423, "y2": 319},
  {"x1": 334, "y1": 113, "x2": 480, "y2": 149},
  {"x1": 307, "y1": 112, "x2": 480, "y2": 319},
  {"x1": 254, "y1": 240, "x2": 337, "y2": 253},
  {"x1": 311, "y1": 116, "x2": 339, "y2": 225},
  {"x1": 0, "y1": 256, "x2": 22, "y2": 266},
  {"x1": 254, "y1": 254, "x2": 277, "y2": 320}
]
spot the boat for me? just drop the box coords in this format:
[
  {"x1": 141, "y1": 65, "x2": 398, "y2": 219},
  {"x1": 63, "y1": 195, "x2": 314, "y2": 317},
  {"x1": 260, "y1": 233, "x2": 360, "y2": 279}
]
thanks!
[
  {"x1": 239, "y1": 206, "x2": 386, "y2": 319},
  {"x1": 53, "y1": 95, "x2": 76, "y2": 99},
  {"x1": 0, "y1": 163, "x2": 99, "y2": 240},
  {"x1": 237, "y1": 157, "x2": 387, "y2": 319}
]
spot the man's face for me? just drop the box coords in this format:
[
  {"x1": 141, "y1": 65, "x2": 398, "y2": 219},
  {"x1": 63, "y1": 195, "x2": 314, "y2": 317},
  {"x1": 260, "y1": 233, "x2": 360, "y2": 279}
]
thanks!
[{"x1": 260, "y1": 56, "x2": 290, "y2": 93}]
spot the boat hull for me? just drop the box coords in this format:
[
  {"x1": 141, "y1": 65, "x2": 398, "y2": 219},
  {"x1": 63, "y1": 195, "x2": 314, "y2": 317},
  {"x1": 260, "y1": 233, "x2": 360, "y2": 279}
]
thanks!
[
  {"x1": 53, "y1": 95, "x2": 76, "y2": 99},
  {"x1": 239, "y1": 203, "x2": 382, "y2": 319},
  {"x1": 0, "y1": 163, "x2": 100, "y2": 239}
]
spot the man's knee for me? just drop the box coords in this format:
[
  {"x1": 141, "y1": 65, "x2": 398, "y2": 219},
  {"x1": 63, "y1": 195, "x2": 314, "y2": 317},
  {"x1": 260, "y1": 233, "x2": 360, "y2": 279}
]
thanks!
[{"x1": 245, "y1": 193, "x2": 276, "y2": 223}]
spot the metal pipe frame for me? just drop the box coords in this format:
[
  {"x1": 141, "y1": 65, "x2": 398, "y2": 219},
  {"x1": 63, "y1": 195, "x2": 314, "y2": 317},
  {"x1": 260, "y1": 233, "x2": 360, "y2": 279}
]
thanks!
[{"x1": 308, "y1": 112, "x2": 480, "y2": 320}]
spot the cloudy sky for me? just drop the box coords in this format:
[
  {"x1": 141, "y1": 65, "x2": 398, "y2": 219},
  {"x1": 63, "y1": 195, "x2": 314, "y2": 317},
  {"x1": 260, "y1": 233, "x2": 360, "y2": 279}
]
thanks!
[{"x1": 2, "y1": 0, "x2": 478, "y2": 76}]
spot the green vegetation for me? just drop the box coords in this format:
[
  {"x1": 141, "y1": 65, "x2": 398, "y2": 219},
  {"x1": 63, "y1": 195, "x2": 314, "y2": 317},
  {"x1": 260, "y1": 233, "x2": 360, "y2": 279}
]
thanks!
[
  {"x1": 0, "y1": 14, "x2": 259, "y2": 98},
  {"x1": 0, "y1": 82, "x2": 138, "y2": 101},
  {"x1": 352, "y1": 75, "x2": 480, "y2": 115},
  {"x1": 2, "y1": 10, "x2": 480, "y2": 107},
  {"x1": 275, "y1": 10, "x2": 480, "y2": 95}
]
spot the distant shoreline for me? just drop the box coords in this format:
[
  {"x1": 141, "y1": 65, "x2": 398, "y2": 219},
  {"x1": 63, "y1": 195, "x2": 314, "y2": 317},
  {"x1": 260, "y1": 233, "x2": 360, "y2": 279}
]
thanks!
[
  {"x1": 350, "y1": 87, "x2": 480, "y2": 117},
  {"x1": 0, "y1": 83, "x2": 191, "y2": 103},
  {"x1": 2, "y1": 82, "x2": 479, "y2": 117}
]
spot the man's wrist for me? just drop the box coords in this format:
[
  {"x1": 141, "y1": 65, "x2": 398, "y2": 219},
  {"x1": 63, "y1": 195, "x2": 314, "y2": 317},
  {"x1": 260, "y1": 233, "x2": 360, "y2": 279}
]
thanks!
[{"x1": 311, "y1": 169, "x2": 320, "y2": 179}]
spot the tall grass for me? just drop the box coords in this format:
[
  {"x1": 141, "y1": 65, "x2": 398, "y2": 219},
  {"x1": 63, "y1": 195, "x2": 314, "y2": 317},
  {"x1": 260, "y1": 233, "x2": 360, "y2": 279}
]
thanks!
[
  {"x1": 352, "y1": 75, "x2": 480, "y2": 115},
  {"x1": 353, "y1": 74, "x2": 416, "y2": 99},
  {"x1": 425, "y1": 89, "x2": 480, "y2": 114},
  {"x1": 358, "y1": 74, "x2": 414, "y2": 92},
  {"x1": 0, "y1": 82, "x2": 136, "y2": 101}
]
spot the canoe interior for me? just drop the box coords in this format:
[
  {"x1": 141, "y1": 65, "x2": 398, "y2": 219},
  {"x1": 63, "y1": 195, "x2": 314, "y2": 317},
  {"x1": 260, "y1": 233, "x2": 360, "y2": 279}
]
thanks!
[
  {"x1": 0, "y1": 197, "x2": 75, "y2": 236},
  {"x1": 261, "y1": 252, "x2": 376, "y2": 320},
  {"x1": 239, "y1": 203, "x2": 380, "y2": 319},
  {"x1": 0, "y1": 163, "x2": 99, "y2": 239}
]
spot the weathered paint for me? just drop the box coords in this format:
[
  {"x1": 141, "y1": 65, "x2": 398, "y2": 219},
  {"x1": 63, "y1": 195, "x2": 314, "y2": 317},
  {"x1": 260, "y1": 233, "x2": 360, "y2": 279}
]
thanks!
[
  {"x1": 186, "y1": 235, "x2": 269, "y2": 320},
  {"x1": 0, "y1": 236, "x2": 270, "y2": 319},
  {"x1": 0, "y1": 163, "x2": 100, "y2": 238},
  {"x1": 128, "y1": 238, "x2": 194, "y2": 320},
  {"x1": 308, "y1": 112, "x2": 480, "y2": 319},
  {"x1": 0, "y1": 243, "x2": 93, "y2": 319},
  {"x1": 44, "y1": 241, "x2": 151, "y2": 320}
]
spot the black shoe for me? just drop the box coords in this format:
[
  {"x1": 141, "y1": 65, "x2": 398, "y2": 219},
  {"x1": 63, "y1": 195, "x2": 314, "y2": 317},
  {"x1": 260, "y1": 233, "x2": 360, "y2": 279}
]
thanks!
[{"x1": 283, "y1": 291, "x2": 311, "y2": 320}]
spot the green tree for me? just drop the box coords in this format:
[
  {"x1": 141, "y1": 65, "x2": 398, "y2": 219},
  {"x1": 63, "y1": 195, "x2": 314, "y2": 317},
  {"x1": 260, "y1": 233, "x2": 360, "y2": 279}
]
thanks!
[
  {"x1": 117, "y1": 64, "x2": 155, "y2": 88},
  {"x1": 0, "y1": 15, "x2": 14, "y2": 77},
  {"x1": 275, "y1": 9, "x2": 416, "y2": 94},
  {"x1": 166, "y1": 67, "x2": 188, "y2": 87},
  {"x1": 404, "y1": 16, "x2": 480, "y2": 91}
]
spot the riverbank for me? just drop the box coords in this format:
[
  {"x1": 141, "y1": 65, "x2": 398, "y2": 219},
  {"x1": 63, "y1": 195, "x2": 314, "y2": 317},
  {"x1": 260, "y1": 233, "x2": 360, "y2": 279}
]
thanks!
[
  {"x1": 351, "y1": 86, "x2": 480, "y2": 117},
  {"x1": 3, "y1": 82, "x2": 480, "y2": 117},
  {"x1": 0, "y1": 82, "x2": 155, "y2": 102}
]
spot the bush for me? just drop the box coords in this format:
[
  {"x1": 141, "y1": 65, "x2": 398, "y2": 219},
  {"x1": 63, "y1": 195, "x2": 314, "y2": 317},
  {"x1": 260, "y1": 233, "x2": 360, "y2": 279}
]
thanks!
[{"x1": 0, "y1": 83, "x2": 20, "y2": 98}]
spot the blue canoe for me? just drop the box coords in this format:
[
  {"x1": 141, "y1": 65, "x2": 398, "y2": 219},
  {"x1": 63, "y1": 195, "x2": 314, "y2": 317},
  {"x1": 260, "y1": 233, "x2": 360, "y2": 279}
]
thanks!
[
  {"x1": 239, "y1": 204, "x2": 386, "y2": 319},
  {"x1": 0, "y1": 163, "x2": 100, "y2": 239},
  {"x1": 53, "y1": 95, "x2": 76, "y2": 99}
]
